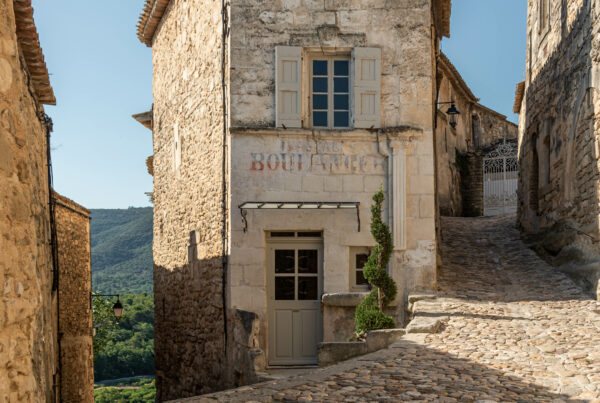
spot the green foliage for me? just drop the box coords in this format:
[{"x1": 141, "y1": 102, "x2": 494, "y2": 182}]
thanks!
[
  {"x1": 94, "y1": 379, "x2": 156, "y2": 403},
  {"x1": 92, "y1": 293, "x2": 119, "y2": 361},
  {"x1": 355, "y1": 188, "x2": 397, "y2": 334},
  {"x1": 94, "y1": 293, "x2": 154, "y2": 381},
  {"x1": 91, "y1": 207, "x2": 153, "y2": 294}
]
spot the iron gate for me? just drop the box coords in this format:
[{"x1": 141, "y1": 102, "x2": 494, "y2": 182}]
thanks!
[{"x1": 483, "y1": 141, "x2": 518, "y2": 216}]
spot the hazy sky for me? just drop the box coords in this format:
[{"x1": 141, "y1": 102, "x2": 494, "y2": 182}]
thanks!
[{"x1": 32, "y1": 1, "x2": 526, "y2": 209}]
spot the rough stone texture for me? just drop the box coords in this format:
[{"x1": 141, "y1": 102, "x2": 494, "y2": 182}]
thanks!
[
  {"x1": 518, "y1": 0, "x2": 600, "y2": 284},
  {"x1": 150, "y1": 0, "x2": 234, "y2": 400},
  {"x1": 0, "y1": 1, "x2": 55, "y2": 400},
  {"x1": 53, "y1": 193, "x2": 94, "y2": 403},
  {"x1": 180, "y1": 215, "x2": 600, "y2": 402}
]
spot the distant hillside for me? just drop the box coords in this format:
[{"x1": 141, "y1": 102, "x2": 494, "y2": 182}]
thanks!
[{"x1": 91, "y1": 207, "x2": 153, "y2": 294}]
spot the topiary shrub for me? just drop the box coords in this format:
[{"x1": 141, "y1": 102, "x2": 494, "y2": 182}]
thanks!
[{"x1": 355, "y1": 187, "x2": 398, "y2": 334}]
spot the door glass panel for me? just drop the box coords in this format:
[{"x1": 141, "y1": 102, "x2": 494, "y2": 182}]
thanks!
[
  {"x1": 275, "y1": 277, "x2": 295, "y2": 300},
  {"x1": 275, "y1": 250, "x2": 295, "y2": 273},
  {"x1": 298, "y1": 277, "x2": 318, "y2": 300},
  {"x1": 298, "y1": 250, "x2": 318, "y2": 273}
]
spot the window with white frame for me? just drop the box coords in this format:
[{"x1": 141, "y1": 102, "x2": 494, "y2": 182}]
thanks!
[
  {"x1": 275, "y1": 46, "x2": 381, "y2": 130},
  {"x1": 311, "y1": 57, "x2": 350, "y2": 128},
  {"x1": 349, "y1": 247, "x2": 371, "y2": 291}
]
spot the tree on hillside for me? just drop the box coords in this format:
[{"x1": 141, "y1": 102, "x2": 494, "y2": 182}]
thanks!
[
  {"x1": 355, "y1": 188, "x2": 398, "y2": 334},
  {"x1": 92, "y1": 293, "x2": 120, "y2": 361}
]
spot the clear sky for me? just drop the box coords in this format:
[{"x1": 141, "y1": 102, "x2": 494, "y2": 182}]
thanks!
[{"x1": 31, "y1": 1, "x2": 526, "y2": 209}]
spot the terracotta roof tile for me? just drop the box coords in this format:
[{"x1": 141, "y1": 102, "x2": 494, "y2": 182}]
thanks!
[
  {"x1": 513, "y1": 81, "x2": 525, "y2": 114},
  {"x1": 13, "y1": 0, "x2": 55, "y2": 105},
  {"x1": 136, "y1": 0, "x2": 172, "y2": 47}
]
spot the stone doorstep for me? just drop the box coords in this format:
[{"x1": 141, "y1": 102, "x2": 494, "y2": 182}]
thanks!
[
  {"x1": 405, "y1": 293, "x2": 449, "y2": 334},
  {"x1": 317, "y1": 328, "x2": 406, "y2": 367}
]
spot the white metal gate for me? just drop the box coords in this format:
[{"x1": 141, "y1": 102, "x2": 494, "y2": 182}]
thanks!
[{"x1": 483, "y1": 141, "x2": 518, "y2": 216}]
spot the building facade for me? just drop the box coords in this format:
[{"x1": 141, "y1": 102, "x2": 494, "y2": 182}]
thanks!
[
  {"x1": 0, "y1": 1, "x2": 93, "y2": 401},
  {"x1": 137, "y1": 0, "x2": 453, "y2": 400},
  {"x1": 435, "y1": 53, "x2": 518, "y2": 218},
  {"x1": 516, "y1": 0, "x2": 600, "y2": 297}
]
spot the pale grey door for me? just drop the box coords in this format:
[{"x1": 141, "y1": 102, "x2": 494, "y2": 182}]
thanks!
[{"x1": 267, "y1": 242, "x2": 323, "y2": 366}]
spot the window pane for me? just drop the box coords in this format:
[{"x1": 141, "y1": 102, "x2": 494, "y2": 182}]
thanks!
[
  {"x1": 275, "y1": 277, "x2": 295, "y2": 300},
  {"x1": 334, "y1": 60, "x2": 349, "y2": 76},
  {"x1": 334, "y1": 111, "x2": 349, "y2": 128},
  {"x1": 313, "y1": 94, "x2": 328, "y2": 110},
  {"x1": 298, "y1": 277, "x2": 318, "y2": 300},
  {"x1": 275, "y1": 250, "x2": 295, "y2": 274},
  {"x1": 313, "y1": 60, "x2": 327, "y2": 75},
  {"x1": 313, "y1": 111, "x2": 328, "y2": 127},
  {"x1": 334, "y1": 77, "x2": 348, "y2": 93},
  {"x1": 356, "y1": 253, "x2": 369, "y2": 269},
  {"x1": 313, "y1": 77, "x2": 327, "y2": 92},
  {"x1": 334, "y1": 94, "x2": 349, "y2": 110},
  {"x1": 298, "y1": 250, "x2": 318, "y2": 274},
  {"x1": 297, "y1": 232, "x2": 322, "y2": 238},
  {"x1": 356, "y1": 270, "x2": 368, "y2": 285},
  {"x1": 271, "y1": 232, "x2": 295, "y2": 237}
]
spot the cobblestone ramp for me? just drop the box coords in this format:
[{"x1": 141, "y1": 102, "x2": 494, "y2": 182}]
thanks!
[{"x1": 178, "y1": 216, "x2": 600, "y2": 402}]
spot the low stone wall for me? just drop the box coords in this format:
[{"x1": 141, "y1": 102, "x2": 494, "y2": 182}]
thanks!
[{"x1": 318, "y1": 329, "x2": 406, "y2": 367}]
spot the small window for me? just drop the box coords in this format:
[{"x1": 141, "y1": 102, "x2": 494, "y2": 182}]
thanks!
[
  {"x1": 310, "y1": 56, "x2": 350, "y2": 129},
  {"x1": 350, "y1": 247, "x2": 371, "y2": 291},
  {"x1": 539, "y1": 0, "x2": 550, "y2": 34}
]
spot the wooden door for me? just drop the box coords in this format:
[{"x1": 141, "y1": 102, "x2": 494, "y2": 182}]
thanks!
[{"x1": 267, "y1": 242, "x2": 323, "y2": 366}]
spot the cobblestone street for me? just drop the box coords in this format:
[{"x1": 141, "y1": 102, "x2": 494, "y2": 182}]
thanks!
[{"x1": 184, "y1": 216, "x2": 600, "y2": 402}]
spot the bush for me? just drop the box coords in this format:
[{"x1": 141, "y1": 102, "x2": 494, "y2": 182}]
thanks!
[{"x1": 355, "y1": 188, "x2": 398, "y2": 334}]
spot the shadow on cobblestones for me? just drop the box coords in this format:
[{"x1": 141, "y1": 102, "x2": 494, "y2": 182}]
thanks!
[{"x1": 185, "y1": 336, "x2": 571, "y2": 402}]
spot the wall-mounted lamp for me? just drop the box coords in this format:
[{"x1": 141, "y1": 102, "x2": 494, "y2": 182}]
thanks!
[
  {"x1": 439, "y1": 101, "x2": 460, "y2": 129},
  {"x1": 91, "y1": 293, "x2": 124, "y2": 320}
]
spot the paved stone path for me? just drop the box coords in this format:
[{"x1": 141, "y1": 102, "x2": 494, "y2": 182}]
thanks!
[{"x1": 181, "y1": 216, "x2": 600, "y2": 402}]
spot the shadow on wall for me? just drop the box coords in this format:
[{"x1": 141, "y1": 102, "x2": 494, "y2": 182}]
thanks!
[
  {"x1": 519, "y1": 0, "x2": 600, "y2": 296},
  {"x1": 153, "y1": 249, "x2": 261, "y2": 401},
  {"x1": 187, "y1": 336, "x2": 570, "y2": 401}
]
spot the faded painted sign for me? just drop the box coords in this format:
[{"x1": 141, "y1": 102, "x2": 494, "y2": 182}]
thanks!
[{"x1": 247, "y1": 139, "x2": 386, "y2": 174}]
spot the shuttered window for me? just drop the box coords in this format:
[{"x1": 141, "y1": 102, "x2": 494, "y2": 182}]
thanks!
[
  {"x1": 352, "y1": 47, "x2": 381, "y2": 129},
  {"x1": 275, "y1": 46, "x2": 302, "y2": 128},
  {"x1": 275, "y1": 46, "x2": 381, "y2": 129}
]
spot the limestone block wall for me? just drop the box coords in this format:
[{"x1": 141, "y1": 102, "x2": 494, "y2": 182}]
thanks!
[
  {"x1": 150, "y1": 0, "x2": 229, "y2": 399},
  {"x1": 472, "y1": 105, "x2": 518, "y2": 149},
  {"x1": 229, "y1": 0, "x2": 435, "y2": 130},
  {"x1": 519, "y1": 0, "x2": 600, "y2": 238},
  {"x1": 53, "y1": 193, "x2": 93, "y2": 403},
  {"x1": 0, "y1": 1, "x2": 56, "y2": 400},
  {"x1": 229, "y1": 129, "x2": 436, "y2": 362}
]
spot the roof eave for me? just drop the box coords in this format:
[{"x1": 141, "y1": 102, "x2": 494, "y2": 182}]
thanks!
[
  {"x1": 136, "y1": 0, "x2": 172, "y2": 47},
  {"x1": 13, "y1": 0, "x2": 55, "y2": 105}
]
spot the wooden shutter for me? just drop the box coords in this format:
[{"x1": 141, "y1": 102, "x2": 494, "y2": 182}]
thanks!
[
  {"x1": 276, "y1": 46, "x2": 302, "y2": 128},
  {"x1": 352, "y1": 47, "x2": 381, "y2": 129}
]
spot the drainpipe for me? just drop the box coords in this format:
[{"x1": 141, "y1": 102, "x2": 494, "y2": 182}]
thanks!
[
  {"x1": 221, "y1": 0, "x2": 230, "y2": 357},
  {"x1": 376, "y1": 132, "x2": 393, "y2": 228},
  {"x1": 42, "y1": 112, "x2": 61, "y2": 403}
]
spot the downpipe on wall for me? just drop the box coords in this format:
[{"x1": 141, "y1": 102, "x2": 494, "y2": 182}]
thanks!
[{"x1": 221, "y1": 0, "x2": 230, "y2": 356}]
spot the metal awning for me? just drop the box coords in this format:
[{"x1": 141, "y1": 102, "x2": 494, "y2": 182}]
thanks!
[{"x1": 238, "y1": 201, "x2": 360, "y2": 232}]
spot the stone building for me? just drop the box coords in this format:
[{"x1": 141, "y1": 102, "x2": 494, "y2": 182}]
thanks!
[
  {"x1": 0, "y1": 0, "x2": 93, "y2": 401},
  {"x1": 136, "y1": 0, "x2": 457, "y2": 400},
  {"x1": 435, "y1": 53, "x2": 518, "y2": 218},
  {"x1": 516, "y1": 0, "x2": 600, "y2": 298}
]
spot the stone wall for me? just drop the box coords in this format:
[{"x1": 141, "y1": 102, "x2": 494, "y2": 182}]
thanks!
[
  {"x1": 518, "y1": 0, "x2": 600, "y2": 297},
  {"x1": 53, "y1": 193, "x2": 94, "y2": 403},
  {"x1": 0, "y1": 0, "x2": 56, "y2": 400},
  {"x1": 150, "y1": 0, "x2": 229, "y2": 399}
]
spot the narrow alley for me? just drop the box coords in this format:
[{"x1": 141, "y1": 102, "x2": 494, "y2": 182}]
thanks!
[{"x1": 186, "y1": 216, "x2": 600, "y2": 402}]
